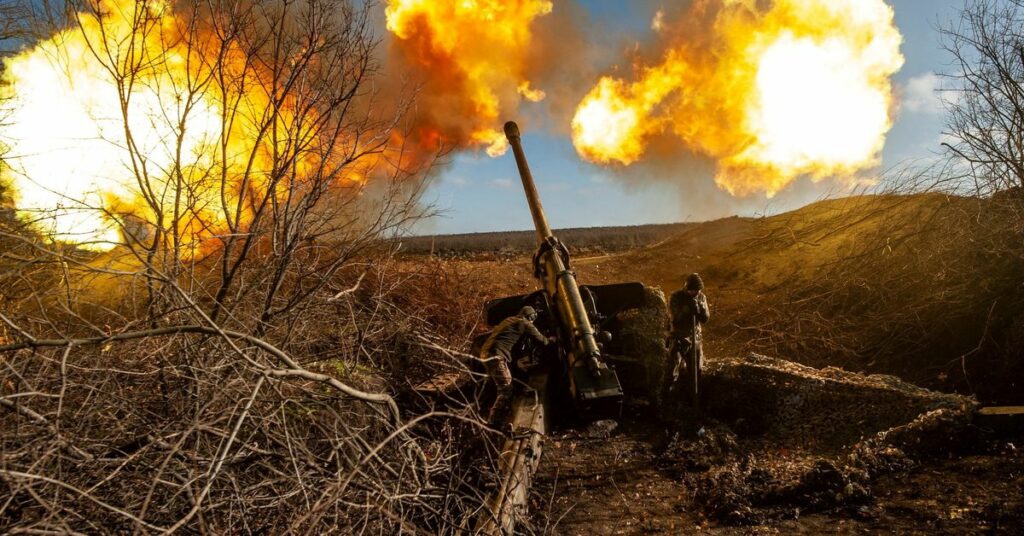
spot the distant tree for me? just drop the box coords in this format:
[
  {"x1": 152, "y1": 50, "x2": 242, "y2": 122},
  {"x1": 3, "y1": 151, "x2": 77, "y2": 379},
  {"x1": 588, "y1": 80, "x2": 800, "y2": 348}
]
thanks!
[
  {"x1": 935, "y1": 0, "x2": 1024, "y2": 403},
  {"x1": 941, "y1": 0, "x2": 1024, "y2": 195}
]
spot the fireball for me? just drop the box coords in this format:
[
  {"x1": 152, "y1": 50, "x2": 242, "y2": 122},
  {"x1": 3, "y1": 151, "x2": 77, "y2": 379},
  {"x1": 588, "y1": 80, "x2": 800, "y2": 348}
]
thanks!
[
  {"x1": 384, "y1": 0, "x2": 551, "y2": 157},
  {"x1": 571, "y1": 0, "x2": 905, "y2": 196}
]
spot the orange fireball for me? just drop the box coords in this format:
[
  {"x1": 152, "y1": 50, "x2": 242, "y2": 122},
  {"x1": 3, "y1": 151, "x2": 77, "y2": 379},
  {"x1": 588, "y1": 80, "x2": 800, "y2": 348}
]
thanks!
[
  {"x1": 0, "y1": 0, "x2": 285, "y2": 251},
  {"x1": 572, "y1": 0, "x2": 905, "y2": 196},
  {"x1": 384, "y1": 0, "x2": 552, "y2": 157}
]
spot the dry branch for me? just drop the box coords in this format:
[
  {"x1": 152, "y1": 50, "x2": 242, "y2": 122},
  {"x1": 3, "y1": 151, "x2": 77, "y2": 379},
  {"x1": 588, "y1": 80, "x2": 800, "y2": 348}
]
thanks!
[{"x1": 0, "y1": 324, "x2": 400, "y2": 422}]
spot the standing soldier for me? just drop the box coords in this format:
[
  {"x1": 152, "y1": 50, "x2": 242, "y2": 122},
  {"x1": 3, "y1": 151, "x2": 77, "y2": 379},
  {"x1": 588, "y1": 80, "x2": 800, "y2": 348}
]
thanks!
[
  {"x1": 480, "y1": 306, "x2": 554, "y2": 425},
  {"x1": 665, "y1": 273, "x2": 710, "y2": 421}
]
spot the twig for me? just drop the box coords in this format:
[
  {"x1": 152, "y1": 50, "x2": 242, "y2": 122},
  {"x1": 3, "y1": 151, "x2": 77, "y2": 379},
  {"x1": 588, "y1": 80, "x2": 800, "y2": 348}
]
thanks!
[
  {"x1": 329, "y1": 271, "x2": 367, "y2": 301},
  {"x1": 163, "y1": 376, "x2": 265, "y2": 534},
  {"x1": 0, "y1": 325, "x2": 400, "y2": 423},
  {"x1": 0, "y1": 470, "x2": 165, "y2": 531}
]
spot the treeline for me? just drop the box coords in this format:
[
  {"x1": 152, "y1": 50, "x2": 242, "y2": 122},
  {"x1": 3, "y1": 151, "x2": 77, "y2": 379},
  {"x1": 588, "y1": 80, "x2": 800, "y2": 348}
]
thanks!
[{"x1": 397, "y1": 222, "x2": 696, "y2": 257}]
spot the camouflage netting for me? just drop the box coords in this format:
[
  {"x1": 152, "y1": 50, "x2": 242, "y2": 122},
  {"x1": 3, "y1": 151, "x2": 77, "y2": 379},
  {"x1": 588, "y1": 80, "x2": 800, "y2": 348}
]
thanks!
[
  {"x1": 613, "y1": 286, "x2": 669, "y2": 404},
  {"x1": 663, "y1": 353, "x2": 978, "y2": 524}
]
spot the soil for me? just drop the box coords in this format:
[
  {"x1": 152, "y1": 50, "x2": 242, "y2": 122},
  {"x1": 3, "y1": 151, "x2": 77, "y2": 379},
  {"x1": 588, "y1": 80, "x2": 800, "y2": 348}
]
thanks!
[
  {"x1": 521, "y1": 354, "x2": 1021, "y2": 534},
  {"x1": 528, "y1": 412, "x2": 1024, "y2": 535}
]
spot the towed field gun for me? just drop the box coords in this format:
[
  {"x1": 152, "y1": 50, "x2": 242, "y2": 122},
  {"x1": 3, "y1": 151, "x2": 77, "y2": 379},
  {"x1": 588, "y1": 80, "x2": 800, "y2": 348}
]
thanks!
[
  {"x1": 473, "y1": 122, "x2": 679, "y2": 536},
  {"x1": 473, "y1": 121, "x2": 657, "y2": 534},
  {"x1": 481, "y1": 121, "x2": 650, "y2": 417}
]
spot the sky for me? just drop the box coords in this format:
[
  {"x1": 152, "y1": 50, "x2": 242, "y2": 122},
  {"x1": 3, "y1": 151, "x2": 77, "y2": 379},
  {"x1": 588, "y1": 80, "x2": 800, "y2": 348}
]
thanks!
[{"x1": 412, "y1": 0, "x2": 966, "y2": 236}]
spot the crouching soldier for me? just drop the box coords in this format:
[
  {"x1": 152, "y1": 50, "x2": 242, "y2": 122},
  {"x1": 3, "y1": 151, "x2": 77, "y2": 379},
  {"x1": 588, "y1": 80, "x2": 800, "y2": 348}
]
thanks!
[
  {"x1": 480, "y1": 306, "x2": 553, "y2": 424},
  {"x1": 665, "y1": 273, "x2": 710, "y2": 421}
]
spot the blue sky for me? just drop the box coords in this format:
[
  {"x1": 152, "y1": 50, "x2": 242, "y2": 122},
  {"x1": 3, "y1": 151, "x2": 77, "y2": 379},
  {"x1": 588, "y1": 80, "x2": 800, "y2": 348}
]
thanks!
[{"x1": 412, "y1": 0, "x2": 966, "y2": 235}]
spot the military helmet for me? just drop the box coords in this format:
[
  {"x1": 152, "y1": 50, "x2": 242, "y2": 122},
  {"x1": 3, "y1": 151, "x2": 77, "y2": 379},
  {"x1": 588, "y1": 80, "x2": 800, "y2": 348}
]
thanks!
[
  {"x1": 685, "y1": 272, "x2": 704, "y2": 291},
  {"x1": 519, "y1": 306, "x2": 537, "y2": 319}
]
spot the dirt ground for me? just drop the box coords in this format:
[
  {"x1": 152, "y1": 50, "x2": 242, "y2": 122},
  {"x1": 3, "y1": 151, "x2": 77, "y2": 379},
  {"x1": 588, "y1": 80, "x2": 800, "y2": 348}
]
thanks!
[{"x1": 528, "y1": 412, "x2": 1024, "y2": 535}]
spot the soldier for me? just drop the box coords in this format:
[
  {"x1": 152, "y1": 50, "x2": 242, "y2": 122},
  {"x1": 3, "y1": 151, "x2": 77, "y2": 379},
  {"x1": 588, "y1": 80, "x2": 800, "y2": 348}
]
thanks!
[
  {"x1": 665, "y1": 273, "x2": 710, "y2": 420},
  {"x1": 480, "y1": 306, "x2": 554, "y2": 424}
]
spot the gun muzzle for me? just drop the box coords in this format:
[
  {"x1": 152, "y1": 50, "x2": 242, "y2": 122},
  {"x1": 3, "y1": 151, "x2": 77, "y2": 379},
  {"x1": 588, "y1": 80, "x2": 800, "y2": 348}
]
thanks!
[{"x1": 503, "y1": 120, "x2": 521, "y2": 141}]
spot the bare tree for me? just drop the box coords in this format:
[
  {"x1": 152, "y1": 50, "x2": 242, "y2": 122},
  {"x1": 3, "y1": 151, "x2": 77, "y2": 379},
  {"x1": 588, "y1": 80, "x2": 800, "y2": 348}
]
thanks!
[
  {"x1": 40, "y1": 0, "x2": 432, "y2": 330},
  {"x1": 0, "y1": 0, "x2": 30, "y2": 224},
  {"x1": 941, "y1": 0, "x2": 1024, "y2": 195},
  {"x1": 0, "y1": 0, "x2": 28, "y2": 54}
]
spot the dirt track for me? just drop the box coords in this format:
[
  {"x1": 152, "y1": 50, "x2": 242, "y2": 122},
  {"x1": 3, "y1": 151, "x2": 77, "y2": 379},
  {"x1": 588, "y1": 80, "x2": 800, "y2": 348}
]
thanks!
[{"x1": 529, "y1": 414, "x2": 697, "y2": 534}]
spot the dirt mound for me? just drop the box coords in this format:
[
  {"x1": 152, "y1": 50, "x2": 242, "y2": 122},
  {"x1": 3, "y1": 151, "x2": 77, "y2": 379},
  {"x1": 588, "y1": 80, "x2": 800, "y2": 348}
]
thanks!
[{"x1": 662, "y1": 354, "x2": 977, "y2": 524}]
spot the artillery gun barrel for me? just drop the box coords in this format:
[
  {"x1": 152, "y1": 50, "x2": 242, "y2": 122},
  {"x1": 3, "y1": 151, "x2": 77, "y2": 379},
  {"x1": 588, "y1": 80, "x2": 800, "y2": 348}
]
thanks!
[
  {"x1": 503, "y1": 121, "x2": 608, "y2": 382},
  {"x1": 504, "y1": 122, "x2": 553, "y2": 243}
]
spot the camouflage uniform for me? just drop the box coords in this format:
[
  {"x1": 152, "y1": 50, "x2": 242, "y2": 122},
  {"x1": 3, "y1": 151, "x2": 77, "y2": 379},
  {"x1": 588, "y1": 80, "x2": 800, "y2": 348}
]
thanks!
[
  {"x1": 480, "y1": 311, "x2": 548, "y2": 423},
  {"x1": 664, "y1": 289, "x2": 710, "y2": 417},
  {"x1": 669, "y1": 290, "x2": 710, "y2": 342}
]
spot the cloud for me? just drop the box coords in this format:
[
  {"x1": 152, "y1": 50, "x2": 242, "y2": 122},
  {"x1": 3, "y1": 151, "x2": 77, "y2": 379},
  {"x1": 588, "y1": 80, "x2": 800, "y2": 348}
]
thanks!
[
  {"x1": 491, "y1": 178, "x2": 514, "y2": 189},
  {"x1": 902, "y1": 73, "x2": 945, "y2": 115}
]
